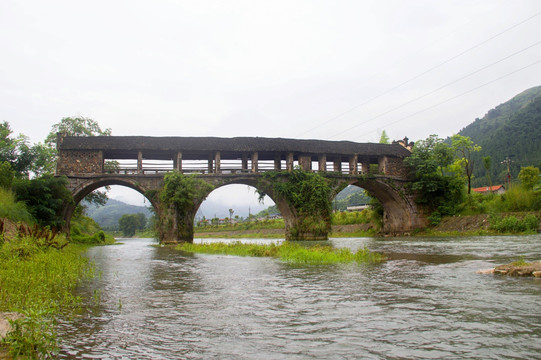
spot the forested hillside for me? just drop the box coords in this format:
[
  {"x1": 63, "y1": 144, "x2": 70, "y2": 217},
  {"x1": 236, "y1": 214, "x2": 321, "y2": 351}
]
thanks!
[
  {"x1": 332, "y1": 185, "x2": 372, "y2": 211},
  {"x1": 85, "y1": 198, "x2": 153, "y2": 230},
  {"x1": 458, "y1": 85, "x2": 541, "y2": 186}
]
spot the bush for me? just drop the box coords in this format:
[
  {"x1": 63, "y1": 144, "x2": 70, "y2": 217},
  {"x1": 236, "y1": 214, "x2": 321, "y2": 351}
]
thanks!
[
  {"x1": 489, "y1": 214, "x2": 539, "y2": 233},
  {"x1": 499, "y1": 187, "x2": 535, "y2": 212},
  {"x1": 13, "y1": 175, "x2": 74, "y2": 228},
  {"x1": 331, "y1": 210, "x2": 372, "y2": 225},
  {"x1": 428, "y1": 211, "x2": 442, "y2": 226},
  {"x1": 0, "y1": 187, "x2": 35, "y2": 224}
]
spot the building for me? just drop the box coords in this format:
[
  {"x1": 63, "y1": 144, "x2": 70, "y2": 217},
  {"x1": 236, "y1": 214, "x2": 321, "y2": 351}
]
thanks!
[{"x1": 472, "y1": 185, "x2": 506, "y2": 195}]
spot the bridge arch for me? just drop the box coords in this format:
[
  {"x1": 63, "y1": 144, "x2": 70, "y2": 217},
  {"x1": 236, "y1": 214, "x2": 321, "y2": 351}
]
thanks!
[
  {"x1": 343, "y1": 176, "x2": 427, "y2": 235},
  {"x1": 62, "y1": 176, "x2": 159, "y2": 235},
  {"x1": 197, "y1": 176, "x2": 297, "y2": 235}
]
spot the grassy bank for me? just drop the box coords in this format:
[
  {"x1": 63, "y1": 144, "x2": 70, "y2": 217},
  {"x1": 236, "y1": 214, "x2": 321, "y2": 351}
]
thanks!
[
  {"x1": 0, "y1": 190, "x2": 104, "y2": 358},
  {"x1": 177, "y1": 241, "x2": 384, "y2": 265},
  {"x1": 0, "y1": 235, "x2": 94, "y2": 358}
]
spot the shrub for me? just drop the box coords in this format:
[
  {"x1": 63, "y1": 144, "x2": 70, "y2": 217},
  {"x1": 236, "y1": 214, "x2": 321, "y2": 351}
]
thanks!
[
  {"x1": 489, "y1": 214, "x2": 539, "y2": 233},
  {"x1": 0, "y1": 187, "x2": 35, "y2": 224}
]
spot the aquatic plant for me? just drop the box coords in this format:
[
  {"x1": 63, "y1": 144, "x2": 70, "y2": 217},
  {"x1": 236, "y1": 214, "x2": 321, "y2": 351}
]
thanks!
[{"x1": 176, "y1": 241, "x2": 384, "y2": 265}]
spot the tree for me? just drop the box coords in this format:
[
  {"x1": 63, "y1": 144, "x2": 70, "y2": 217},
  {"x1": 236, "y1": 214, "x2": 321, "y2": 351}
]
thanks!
[
  {"x1": 29, "y1": 142, "x2": 57, "y2": 176},
  {"x1": 0, "y1": 161, "x2": 14, "y2": 189},
  {"x1": 13, "y1": 175, "x2": 74, "y2": 228},
  {"x1": 379, "y1": 130, "x2": 390, "y2": 144},
  {"x1": 45, "y1": 117, "x2": 112, "y2": 206},
  {"x1": 118, "y1": 213, "x2": 147, "y2": 237},
  {"x1": 518, "y1": 166, "x2": 540, "y2": 190},
  {"x1": 0, "y1": 121, "x2": 35, "y2": 177},
  {"x1": 44, "y1": 116, "x2": 112, "y2": 147},
  {"x1": 450, "y1": 134, "x2": 481, "y2": 194},
  {"x1": 482, "y1": 156, "x2": 493, "y2": 190},
  {"x1": 404, "y1": 135, "x2": 464, "y2": 219},
  {"x1": 403, "y1": 135, "x2": 453, "y2": 178}
]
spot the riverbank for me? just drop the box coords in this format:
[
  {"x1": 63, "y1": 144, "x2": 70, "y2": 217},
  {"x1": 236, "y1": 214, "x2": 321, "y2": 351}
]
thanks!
[
  {"x1": 192, "y1": 213, "x2": 541, "y2": 238},
  {"x1": 194, "y1": 223, "x2": 375, "y2": 238},
  {"x1": 0, "y1": 219, "x2": 98, "y2": 358},
  {"x1": 421, "y1": 212, "x2": 541, "y2": 236}
]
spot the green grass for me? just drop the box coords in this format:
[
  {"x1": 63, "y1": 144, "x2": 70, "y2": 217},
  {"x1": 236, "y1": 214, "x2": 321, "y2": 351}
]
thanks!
[
  {"x1": 331, "y1": 209, "x2": 375, "y2": 225},
  {"x1": 195, "y1": 218, "x2": 285, "y2": 233},
  {"x1": 0, "y1": 236, "x2": 95, "y2": 357},
  {"x1": 176, "y1": 241, "x2": 385, "y2": 265},
  {"x1": 510, "y1": 256, "x2": 533, "y2": 267},
  {"x1": 0, "y1": 187, "x2": 35, "y2": 224},
  {"x1": 196, "y1": 232, "x2": 284, "y2": 239}
]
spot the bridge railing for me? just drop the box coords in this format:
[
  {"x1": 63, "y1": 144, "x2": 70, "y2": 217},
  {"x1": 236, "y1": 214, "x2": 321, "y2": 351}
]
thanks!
[{"x1": 101, "y1": 158, "x2": 375, "y2": 175}]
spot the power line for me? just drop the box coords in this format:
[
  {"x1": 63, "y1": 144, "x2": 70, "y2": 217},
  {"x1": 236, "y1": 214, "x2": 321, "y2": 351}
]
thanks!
[
  {"x1": 353, "y1": 58, "x2": 541, "y2": 141},
  {"x1": 296, "y1": 9, "x2": 541, "y2": 138},
  {"x1": 327, "y1": 40, "x2": 541, "y2": 139}
]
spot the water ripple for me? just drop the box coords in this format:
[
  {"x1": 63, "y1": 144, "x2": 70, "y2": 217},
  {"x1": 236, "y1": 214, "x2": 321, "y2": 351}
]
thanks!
[{"x1": 57, "y1": 236, "x2": 541, "y2": 359}]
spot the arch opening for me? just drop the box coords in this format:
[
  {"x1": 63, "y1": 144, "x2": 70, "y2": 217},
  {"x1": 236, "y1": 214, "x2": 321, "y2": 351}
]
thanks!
[
  {"x1": 195, "y1": 183, "x2": 282, "y2": 228},
  {"x1": 65, "y1": 178, "x2": 158, "y2": 239},
  {"x1": 332, "y1": 184, "x2": 380, "y2": 231},
  {"x1": 346, "y1": 178, "x2": 419, "y2": 234}
]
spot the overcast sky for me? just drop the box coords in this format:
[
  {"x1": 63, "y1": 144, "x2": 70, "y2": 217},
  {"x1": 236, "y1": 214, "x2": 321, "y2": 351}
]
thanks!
[{"x1": 2, "y1": 0, "x2": 541, "y2": 211}]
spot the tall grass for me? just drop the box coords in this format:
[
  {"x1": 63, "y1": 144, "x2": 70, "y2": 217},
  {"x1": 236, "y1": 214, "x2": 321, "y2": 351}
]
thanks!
[
  {"x1": 177, "y1": 242, "x2": 384, "y2": 264},
  {"x1": 0, "y1": 236, "x2": 93, "y2": 357},
  {"x1": 195, "y1": 218, "x2": 285, "y2": 233},
  {"x1": 459, "y1": 187, "x2": 541, "y2": 215},
  {"x1": 0, "y1": 187, "x2": 35, "y2": 224},
  {"x1": 331, "y1": 209, "x2": 373, "y2": 225}
]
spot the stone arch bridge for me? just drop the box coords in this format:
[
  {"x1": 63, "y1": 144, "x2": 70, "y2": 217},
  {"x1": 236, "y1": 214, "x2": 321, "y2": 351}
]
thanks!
[{"x1": 56, "y1": 135, "x2": 428, "y2": 242}]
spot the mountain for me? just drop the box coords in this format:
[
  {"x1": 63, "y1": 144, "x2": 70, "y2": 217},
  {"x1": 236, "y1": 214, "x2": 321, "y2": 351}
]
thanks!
[
  {"x1": 332, "y1": 185, "x2": 372, "y2": 211},
  {"x1": 84, "y1": 198, "x2": 153, "y2": 230},
  {"x1": 457, "y1": 85, "x2": 541, "y2": 186}
]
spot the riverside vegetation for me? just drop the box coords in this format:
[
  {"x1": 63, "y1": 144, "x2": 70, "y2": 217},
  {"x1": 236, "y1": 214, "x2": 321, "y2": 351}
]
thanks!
[
  {"x1": 0, "y1": 187, "x2": 112, "y2": 358},
  {"x1": 177, "y1": 241, "x2": 384, "y2": 265},
  {"x1": 0, "y1": 118, "x2": 116, "y2": 358}
]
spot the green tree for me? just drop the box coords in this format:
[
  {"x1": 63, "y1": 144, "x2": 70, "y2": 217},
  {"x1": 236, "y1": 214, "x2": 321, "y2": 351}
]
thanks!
[
  {"x1": 45, "y1": 116, "x2": 112, "y2": 206},
  {"x1": 12, "y1": 175, "x2": 74, "y2": 228},
  {"x1": 379, "y1": 130, "x2": 390, "y2": 144},
  {"x1": 482, "y1": 156, "x2": 493, "y2": 190},
  {"x1": 0, "y1": 161, "x2": 14, "y2": 189},
  {"x1": 0, "y1": 122, "x2": 35, "y2": 177},
  {"x1": 29, "y1": 142, "x2": 57, "y2": 176},
  {"x1": 118, "y1": 213, "x2": 147, "y2": 237},
  {"x1": 44, "y1": 116, "x2": 112, "y2": 146},
  {"x1": 450, "y1": 134, "x2": 481, "y2": 194},
  {"x1": 404, "y1": 135, "x2": 464, "y2": 220},
  {"x1": 518, "y1": 166, "x2": 540, "y2": 190}
]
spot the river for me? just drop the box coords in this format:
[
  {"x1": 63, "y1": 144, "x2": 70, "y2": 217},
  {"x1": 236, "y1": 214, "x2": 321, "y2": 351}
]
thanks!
[{"x1": 57, "y1": 236, "x2": 541, "y2": 359}]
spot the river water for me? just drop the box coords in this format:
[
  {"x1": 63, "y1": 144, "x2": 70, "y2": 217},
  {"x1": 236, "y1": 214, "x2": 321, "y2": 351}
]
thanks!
[{"x1": 57, "y1": 236, "x2": 541, "y2": 359}]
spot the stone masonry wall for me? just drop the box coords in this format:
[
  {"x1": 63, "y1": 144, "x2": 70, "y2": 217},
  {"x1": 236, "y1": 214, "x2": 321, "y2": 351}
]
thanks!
[
  {"x1": 380, "y1": 156, "x2": 410, "y2": 178},
  {"x1": 57, "y1": 150, "x2": 103, "y2": 176}
]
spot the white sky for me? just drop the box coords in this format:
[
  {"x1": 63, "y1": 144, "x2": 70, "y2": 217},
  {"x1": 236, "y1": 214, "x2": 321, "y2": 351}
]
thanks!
[{"x1": 2, "y1": 0, "x2": 541, "y2": 209}]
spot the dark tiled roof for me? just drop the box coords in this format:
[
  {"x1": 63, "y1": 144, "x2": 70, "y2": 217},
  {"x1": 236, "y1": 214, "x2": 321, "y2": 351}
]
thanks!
[{"x1": 58, "y1": 135, "x2": 411, "y2": 158}]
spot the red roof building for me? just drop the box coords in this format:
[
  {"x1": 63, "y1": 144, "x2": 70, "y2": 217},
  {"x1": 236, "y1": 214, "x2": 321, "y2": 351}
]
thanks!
[{"x1": 472, "y1": 185, "x2": 506, "y2": 194}]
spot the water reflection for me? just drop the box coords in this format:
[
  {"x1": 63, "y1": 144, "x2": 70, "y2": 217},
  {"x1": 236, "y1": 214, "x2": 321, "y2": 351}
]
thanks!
[{"x1": 58, "y1": 236, "x2": 541, "y2": 359}]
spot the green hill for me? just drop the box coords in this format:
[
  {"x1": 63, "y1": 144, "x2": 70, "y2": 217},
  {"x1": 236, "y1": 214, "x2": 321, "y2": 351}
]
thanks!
[
  {"x1": 457, "y1": 85, "x2": 541, "y2": 186},
  {"x1": 84, "y1": 198, "x2": 153, "y2": 230}
]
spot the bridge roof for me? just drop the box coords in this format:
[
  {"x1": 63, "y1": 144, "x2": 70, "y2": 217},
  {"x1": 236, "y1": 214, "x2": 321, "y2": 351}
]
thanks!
[{"x1": 58, "y1": 135, "x2": 411, "y2": 160}]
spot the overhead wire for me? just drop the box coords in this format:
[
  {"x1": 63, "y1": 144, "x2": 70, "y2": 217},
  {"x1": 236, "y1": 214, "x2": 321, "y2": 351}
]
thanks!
[
  {"x1": 353, "y1": 58, "x2": 541, "y2": 141},
  {"x1": 296, "y1": 9, "x2": 541, "y2": 138},
  {"x1": 326, "y1": 39, "x2": 541, "y2": 139}
]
